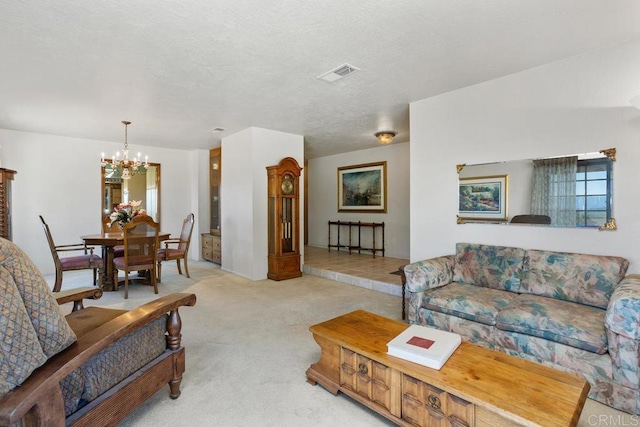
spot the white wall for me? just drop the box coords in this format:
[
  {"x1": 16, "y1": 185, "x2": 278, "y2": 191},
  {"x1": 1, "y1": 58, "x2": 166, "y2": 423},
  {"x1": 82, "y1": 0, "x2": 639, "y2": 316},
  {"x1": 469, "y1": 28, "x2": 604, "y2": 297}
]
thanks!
[
  {"x1": 221, "y1": 127, "x2": 304, "y2": 280},
  {"x1": 410, "y1": 38, "x2": 640, "y2": 271},
  {"x1": 307, "y1": 142, "x2": 410, "y2": 259},
  {"x1": 0, "y1": 128, "x2": 204, "y2": 274}
]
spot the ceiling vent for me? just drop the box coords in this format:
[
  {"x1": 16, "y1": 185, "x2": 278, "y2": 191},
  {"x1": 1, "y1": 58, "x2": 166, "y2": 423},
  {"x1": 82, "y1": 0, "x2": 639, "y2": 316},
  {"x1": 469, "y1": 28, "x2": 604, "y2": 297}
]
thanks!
[{"x1": 317, "y1": 63, "x2": 360, "y2": 83}]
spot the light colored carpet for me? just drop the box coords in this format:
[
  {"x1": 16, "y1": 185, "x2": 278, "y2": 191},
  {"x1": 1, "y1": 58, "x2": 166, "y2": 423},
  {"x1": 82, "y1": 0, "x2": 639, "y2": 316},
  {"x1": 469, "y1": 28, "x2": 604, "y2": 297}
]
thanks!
[{"x1": 57, "y1": 263, "x2": 634, "y2": 426}]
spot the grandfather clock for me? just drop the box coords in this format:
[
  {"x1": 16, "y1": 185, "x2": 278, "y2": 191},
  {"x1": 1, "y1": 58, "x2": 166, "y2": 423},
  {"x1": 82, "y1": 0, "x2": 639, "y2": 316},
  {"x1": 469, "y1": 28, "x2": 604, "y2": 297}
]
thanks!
[{"x1": 267, "y1": 157, "x2": 302, "y2": 280}]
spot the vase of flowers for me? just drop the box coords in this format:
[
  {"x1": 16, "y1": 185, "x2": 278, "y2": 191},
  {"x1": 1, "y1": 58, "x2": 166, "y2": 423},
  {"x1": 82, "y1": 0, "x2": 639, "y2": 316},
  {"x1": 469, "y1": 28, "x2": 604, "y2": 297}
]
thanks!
[{"x1": 110, "y1": 200, "x2": 147, "y2": 229}]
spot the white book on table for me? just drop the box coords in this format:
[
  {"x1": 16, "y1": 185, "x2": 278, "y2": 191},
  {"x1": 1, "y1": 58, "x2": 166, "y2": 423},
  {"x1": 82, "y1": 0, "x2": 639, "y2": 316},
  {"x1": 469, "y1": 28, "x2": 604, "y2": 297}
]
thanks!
[{"x1": 387, "y1": 324, "x2": 461, "y2": 370}]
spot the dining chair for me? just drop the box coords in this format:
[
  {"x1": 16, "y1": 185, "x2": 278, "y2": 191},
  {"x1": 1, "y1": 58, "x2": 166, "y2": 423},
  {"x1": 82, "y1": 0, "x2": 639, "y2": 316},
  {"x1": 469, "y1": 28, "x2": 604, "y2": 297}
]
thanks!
[
  {"x1": 113, "y1": 214, "x2": 160, "y2": 299},
  {"x1": 39, "y1": 215, "x2": 103, "y2": 292},
  {"x1": 157, "y1": 213, "x2": 195, "y2": 282},
  {"x1": 102, "y1": 215, "x2": 119, "y2": 232},
  {"x1": 103, "y1": 215, "x2": 125, "y2": 257}
]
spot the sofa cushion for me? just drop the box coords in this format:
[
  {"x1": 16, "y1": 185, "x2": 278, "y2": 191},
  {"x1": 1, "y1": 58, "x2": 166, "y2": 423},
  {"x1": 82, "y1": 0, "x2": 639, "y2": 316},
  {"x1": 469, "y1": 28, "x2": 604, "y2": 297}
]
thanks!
[
  {"x1": 80, "y1": 314, "x2": 168, "y2": 403},
  {"x1": 0, "y1": 238, "x2": 77, "y2": 357},
  {"x1": 60, "y1": 368, "x2": 86, "y2": 416},
  {"x1": 0, "y1": 265, "x2": 48, "y2": 397},
  {"x1": 423, "y1": 282, "x2": 518, "y2": 326},
  {"x1": 60, "y1": 309, "x2": 165, "y2": 415},
  {"x1": 521, "y1": 249, "x2": 629, "y2": 309},
  {"x1": 452, "y1": 243, "x2": 525, "y2": 292},
  {"x1": 496, "y1": 294, "x2": 608, "y2": 354}
]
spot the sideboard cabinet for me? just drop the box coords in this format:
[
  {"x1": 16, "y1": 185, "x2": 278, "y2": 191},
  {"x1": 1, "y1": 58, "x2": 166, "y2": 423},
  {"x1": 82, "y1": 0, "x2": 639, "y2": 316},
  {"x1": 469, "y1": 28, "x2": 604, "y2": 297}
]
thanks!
[
  {"x1": 201, "y1": 233, "x2": 221, "y2": 264},
  {"x1": 202, "y1": 148, "x2": 221, "y2": 264}
]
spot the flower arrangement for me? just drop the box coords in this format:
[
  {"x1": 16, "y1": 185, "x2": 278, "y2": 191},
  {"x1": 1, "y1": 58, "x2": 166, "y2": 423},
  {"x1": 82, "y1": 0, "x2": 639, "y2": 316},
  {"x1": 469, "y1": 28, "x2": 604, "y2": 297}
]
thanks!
[{"x1": 109, "y1": 200, "x2": 147, "y2": 227}]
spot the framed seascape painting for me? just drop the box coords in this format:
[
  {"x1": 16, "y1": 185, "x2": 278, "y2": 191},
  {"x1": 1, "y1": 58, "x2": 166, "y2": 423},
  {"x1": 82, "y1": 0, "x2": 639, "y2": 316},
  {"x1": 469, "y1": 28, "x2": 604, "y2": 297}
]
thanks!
[
  {"x1": 458, "y1": 174, "x2": 508, "y2": 221},
  {"x1": 338, "y1": 161, "x2": 387, "y2": 213}
]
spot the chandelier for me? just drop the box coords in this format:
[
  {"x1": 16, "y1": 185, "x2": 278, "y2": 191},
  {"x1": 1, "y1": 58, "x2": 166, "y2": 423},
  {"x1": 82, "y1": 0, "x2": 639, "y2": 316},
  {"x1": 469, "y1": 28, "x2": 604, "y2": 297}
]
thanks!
[{"x1": 101, "y1": 120, "x2": 149, "y2": 179}]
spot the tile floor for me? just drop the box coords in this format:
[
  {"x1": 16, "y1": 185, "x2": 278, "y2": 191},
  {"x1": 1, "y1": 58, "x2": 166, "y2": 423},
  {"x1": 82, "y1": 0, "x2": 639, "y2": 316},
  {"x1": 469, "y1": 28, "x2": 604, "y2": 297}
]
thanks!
[{"x1": 303, "y1": 245, "x2": 408, "y2": 298}]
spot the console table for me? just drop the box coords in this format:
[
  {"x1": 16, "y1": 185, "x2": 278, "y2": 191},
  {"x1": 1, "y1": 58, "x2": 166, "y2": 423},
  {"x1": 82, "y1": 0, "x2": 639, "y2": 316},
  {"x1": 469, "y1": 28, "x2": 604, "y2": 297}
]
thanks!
[
  {"x1": 307, "y1": 310, "x2": 588, "y2": 427},
  {"x1": 327, "y1": 220, "x2": 385, "y2": 258}
]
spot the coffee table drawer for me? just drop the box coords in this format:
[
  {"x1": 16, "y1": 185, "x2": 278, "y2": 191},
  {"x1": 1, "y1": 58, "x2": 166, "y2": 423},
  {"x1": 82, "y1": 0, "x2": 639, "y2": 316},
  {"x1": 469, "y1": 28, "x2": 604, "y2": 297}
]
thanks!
[
  {"x1": 341, "y1": 348, "x2": 371, "y2": 399},
  {"x1": 402, "y1": 374, "x2": 474, "y2": 427},
  {"x1": 340, "y1": 347, "x2": 399, "y2": 416}
]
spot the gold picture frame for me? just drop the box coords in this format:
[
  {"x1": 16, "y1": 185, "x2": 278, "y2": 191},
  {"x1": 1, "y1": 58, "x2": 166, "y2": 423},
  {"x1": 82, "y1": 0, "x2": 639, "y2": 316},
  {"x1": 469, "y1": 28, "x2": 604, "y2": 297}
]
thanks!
[
  {"x1": 458, "y1": 174, "x2": 508, "y2": 221},
  {"x1": 337, "y1": 161, "x2": 387, "y2": 213}
]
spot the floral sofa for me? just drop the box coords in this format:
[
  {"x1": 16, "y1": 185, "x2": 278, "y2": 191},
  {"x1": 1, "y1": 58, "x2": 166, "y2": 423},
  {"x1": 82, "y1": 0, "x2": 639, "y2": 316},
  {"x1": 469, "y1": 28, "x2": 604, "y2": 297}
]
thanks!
[
  {"x1": 404, "y1": 242, "x2": 640, "y2": 414},
  {"x1": 0, "y1": 238, "x2": 196, "y2": 426}
]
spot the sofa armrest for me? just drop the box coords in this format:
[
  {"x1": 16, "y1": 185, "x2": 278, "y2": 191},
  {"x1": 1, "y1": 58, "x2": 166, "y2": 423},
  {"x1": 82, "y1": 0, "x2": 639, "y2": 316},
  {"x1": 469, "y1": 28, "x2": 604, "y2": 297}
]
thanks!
[
  {"x1": 606, "y1": 275, "x2": 640, "y2": 339},
  {"x1": 0, "y1": 292, "x2": 197, "y2": 426},
  {"x1": 404, "y1": 255, "x2": 454, "y2": 293},
  {"x1": 54, "y1": 287, "x2": 103, "y2": 312},
  {"x1": 605, "y1": 275, "x2": 640, "y2": 389}
]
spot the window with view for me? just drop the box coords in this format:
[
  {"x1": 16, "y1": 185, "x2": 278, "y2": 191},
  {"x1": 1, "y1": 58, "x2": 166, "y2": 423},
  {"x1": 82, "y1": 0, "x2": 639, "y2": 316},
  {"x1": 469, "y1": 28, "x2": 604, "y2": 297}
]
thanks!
[{"x1": 576, "y1": 158, "x2": 612, "y2": 227}]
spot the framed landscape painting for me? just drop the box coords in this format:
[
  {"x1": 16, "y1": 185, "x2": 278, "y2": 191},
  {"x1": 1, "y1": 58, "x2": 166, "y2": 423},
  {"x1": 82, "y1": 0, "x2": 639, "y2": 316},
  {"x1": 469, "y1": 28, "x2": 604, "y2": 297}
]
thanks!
[
  {"x1": 338, "y1": 161, "x2": 387, "y2": 213},
  {"x1": 458, "y1": 174, "x2": 508, "y2": 221}
]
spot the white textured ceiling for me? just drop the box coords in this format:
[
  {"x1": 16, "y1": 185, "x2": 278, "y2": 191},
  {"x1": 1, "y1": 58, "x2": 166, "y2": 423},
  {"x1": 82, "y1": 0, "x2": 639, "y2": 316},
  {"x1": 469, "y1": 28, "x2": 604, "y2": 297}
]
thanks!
[{"x1": 1, "y1": 1, "x2": 640, "y2": 158}]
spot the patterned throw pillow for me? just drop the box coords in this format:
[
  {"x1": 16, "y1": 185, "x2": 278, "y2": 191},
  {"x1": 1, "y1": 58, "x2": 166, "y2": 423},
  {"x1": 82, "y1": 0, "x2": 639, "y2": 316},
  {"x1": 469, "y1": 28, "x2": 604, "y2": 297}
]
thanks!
[
  {"x1": 0, "y1": 238, "x2": 76, "y2": 357},
  {"x1": 521, "y1": 249, "x2": 629, "y2": 309},
  {"x1": 452, "y1": 243, "x2": 525, "y2": 292},
  {"x1": 0, "y1": 265, "x2": 48, "y2": 396}
]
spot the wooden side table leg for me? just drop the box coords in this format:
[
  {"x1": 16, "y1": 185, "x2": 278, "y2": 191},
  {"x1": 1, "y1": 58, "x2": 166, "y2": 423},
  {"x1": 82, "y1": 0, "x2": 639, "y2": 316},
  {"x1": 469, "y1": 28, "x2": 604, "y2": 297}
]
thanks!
[{"x1": 399, "y1": 265, "x2": 407, "y2": 320}]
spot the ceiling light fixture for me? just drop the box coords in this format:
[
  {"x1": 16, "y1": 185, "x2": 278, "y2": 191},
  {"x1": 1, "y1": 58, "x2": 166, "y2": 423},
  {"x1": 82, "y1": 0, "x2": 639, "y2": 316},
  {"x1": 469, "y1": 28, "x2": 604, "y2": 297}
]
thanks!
[
  {"x1": 101, "y1": 121, "x2": 148, "y2": 180},
  {"x1": 374, "y1": 131, "x2": 396, "y2": 144}
]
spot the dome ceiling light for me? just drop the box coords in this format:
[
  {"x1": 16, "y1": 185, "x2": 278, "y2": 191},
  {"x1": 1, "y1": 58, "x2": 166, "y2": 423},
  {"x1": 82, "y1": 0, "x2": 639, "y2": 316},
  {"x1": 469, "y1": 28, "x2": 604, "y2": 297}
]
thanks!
[{"x1": 374, "y1": 131, "x2": 396, "y2": 144}]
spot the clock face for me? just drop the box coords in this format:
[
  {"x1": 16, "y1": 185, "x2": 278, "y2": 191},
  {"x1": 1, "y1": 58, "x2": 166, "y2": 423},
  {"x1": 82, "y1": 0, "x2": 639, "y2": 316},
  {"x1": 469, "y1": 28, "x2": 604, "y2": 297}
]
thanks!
[{"x1": 281, "y1": 175, "x2": 294, "y2": 195}]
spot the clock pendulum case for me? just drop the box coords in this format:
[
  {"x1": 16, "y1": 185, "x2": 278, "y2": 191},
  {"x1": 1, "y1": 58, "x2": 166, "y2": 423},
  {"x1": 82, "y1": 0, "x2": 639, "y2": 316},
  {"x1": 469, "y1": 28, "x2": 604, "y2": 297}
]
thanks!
[{"x1": 266, "y1": 157, "x2": 302, "y2": 280}]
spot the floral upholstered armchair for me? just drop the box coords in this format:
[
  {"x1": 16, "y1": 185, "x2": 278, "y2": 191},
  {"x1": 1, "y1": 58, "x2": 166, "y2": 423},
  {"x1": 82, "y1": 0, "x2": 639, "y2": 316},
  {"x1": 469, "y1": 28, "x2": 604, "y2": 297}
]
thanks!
[{"x1": 0, "y1": 238, "x2": 196, "y2": 426}]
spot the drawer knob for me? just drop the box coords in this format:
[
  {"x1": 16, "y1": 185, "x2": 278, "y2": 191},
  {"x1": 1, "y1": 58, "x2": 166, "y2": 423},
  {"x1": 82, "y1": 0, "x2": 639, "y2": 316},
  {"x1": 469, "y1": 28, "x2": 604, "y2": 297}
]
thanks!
[
  {"x1": 358, "y1": 363, "x2": 368, "y2": 375},
  {"x1": 427, "y1": 395, "x2": 441, "y2": 410}
]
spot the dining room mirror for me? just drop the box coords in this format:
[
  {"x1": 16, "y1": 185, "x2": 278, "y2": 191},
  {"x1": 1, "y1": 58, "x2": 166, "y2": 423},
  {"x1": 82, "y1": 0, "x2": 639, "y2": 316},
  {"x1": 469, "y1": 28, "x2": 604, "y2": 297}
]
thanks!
[
  {"x1": 457, "y1": 148, "x2": 615, "y2": 229},
  {"x1": 101, "y1": 162, "x2": 161, "y2": 226}
]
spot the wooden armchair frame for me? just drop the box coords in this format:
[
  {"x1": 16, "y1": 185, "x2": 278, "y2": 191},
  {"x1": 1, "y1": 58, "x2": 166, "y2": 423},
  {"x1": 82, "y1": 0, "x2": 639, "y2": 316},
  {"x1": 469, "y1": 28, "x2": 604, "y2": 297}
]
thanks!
[
  {"x1": 101, "y1": 216, "x2": 119, "y2": 233},
  {"x1": 114, "y1": 215, "x2": 160, "y2": 299},
  {"x1": 157, "y1": 213, "x2": 194, "y2": 283},
  {"x1": 0, "y1": 289, "x2": 197, "y2": 427},
  {"x1": 39, "y1": 215, "x2": 102, "y2": 292},
  {"x1": 102, "y1": 215, "x2": 125, "y2": 264}
]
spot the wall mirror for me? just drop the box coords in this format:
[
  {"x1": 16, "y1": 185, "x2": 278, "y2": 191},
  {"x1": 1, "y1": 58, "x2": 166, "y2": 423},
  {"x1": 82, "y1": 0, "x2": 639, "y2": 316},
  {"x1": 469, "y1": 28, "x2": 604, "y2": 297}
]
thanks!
[
  {"x1": 101, "y1": 162, "x2": 161, "y2": 226},
  {"x1": 457, "y1": 148, "x2": 615, "y2": 230}
]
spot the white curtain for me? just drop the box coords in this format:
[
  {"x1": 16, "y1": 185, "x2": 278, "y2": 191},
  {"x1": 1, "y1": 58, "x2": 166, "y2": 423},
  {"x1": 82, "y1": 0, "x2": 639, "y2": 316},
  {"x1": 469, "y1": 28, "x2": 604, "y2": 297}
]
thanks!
[
  {"x1": 530, "y1": 156, "x2": 577, "y2": 227},
  {"x1": 146, "y1": 167, "x2": 158, "y2": 221}
]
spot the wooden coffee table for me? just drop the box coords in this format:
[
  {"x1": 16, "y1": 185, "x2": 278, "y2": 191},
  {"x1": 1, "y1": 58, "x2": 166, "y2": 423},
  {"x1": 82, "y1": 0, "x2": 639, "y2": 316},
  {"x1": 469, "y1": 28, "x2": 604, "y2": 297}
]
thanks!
[{"x1": 306, "y1": 310, "x2": 589, "y2": 427}]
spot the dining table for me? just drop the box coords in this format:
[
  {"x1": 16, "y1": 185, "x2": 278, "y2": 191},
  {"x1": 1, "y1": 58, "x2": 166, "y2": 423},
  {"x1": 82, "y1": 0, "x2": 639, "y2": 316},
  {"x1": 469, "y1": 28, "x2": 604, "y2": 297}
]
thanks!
[{"x1": 81, "y1": 231, "x2": 171, "y2": 291}]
